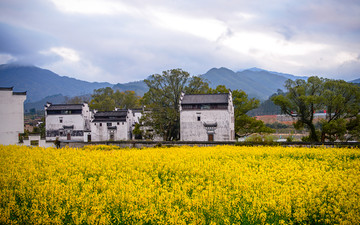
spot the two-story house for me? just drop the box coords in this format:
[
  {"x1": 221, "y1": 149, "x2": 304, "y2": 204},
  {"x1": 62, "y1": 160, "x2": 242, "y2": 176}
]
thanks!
[
  {"x1": 179, "y1": 92, "x2": 235, "y2": 141},
  {"x1": 45, "y1": 103, "x2": 91, "y2": 141},
  {"x1": 90, "y1": 109, "x2": 134, "y2": 141}
]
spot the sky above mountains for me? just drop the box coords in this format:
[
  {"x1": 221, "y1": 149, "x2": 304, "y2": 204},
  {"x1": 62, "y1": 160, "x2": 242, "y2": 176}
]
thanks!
[{"x1": 0, "y1": 0, "x2": 359, "y2": 83}]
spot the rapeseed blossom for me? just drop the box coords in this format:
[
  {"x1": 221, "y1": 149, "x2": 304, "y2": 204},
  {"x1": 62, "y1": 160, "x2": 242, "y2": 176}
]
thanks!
[{"x1": 0, "y1": 145, "x2": 359, "y2": 224}]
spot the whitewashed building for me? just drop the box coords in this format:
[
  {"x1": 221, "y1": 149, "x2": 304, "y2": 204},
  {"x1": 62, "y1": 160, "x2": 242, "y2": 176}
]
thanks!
[
  {"x1": 179, "y1": 92, "x2": 235, "y2": 141},
  {"x1": 45, "y1": 103, "x2": 91, "y2": 141},
  {"x1": 90, "y1": 109, "x2": 134, "y2": 141},
  {"x1": 0, "y1": 87, "x2": 26, "y2": 145}
]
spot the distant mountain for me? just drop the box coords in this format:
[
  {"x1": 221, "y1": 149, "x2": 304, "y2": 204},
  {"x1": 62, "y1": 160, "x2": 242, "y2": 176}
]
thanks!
[
  {"x1": 350, "y1": 78, "x2": 360, "y2": 83},
  {"x1": 201, "y1": 67, "x2": 300, "y2": 100},
  {"x1": 24, "y1": 94, "x2": 67, "y2": 112},
  {"x1": 242, "y1": 67, "x2": 308, "y2": 81},
  {"x1": 1, "y1": 64, "x2": 309, "y2": 109},
  {"x1": 113, "y1": 80, "x2": 148, "y2": 96},
  {"x1": 0, "y1": 64, "x2": 113, "y2": 102}
]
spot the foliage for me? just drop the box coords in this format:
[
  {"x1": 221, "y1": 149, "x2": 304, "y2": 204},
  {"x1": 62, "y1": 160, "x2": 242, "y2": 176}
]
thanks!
[
  {"x1": 64, "y1": 95, "x2": 90, "y2": 104},
  {"x1": 266, "y1": 122, "x2": 290, "y2": 129},
  {"x1": 272, "y1": 77, "x2": 360, "y2": 142},
  {"x1": 89, "y1": 87, "x2": 141, "y2": 111},
  {"x1": 209, "y1": 85, "x2": 274, "y2": 137},
  {"x1": 320, "y1": 80, "x2": 360, "y2": 141},
  {"x1": 347, "y1": 115, "x2": 360, "y2": 141},
  {"x1": 1, "y1": 145, "x2": 359, "y2": 224},
  {"x1": 142, "y1": 69, "x2": 208, "y2": 141},
  {"x1": 320, "y1": 119, "x2": 347, "y2": 142},
  {"x1": 286, "y1": 135, "x2": 294, "y2": 142},
  {"x1": 132, "y1": 123, "x2": 143, "y2": 140},
  {"x1": 272, "y1": 77, "x2": 324, "y2": 142}
]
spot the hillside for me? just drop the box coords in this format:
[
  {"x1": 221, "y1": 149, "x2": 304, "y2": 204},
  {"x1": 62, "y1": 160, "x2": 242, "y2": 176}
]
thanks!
[
  {"x1": 201, "y1": 67, "x2": 290, "y2": 100},
  {"x1": 351, "y1": 78, "x2": 360, "y2": 83},
  {"x1": 0, "y1": 64, "x2": 309, "y2": 109},
  {"x1": 0, "y1": 64, "x2": 113, "y2": 102}
]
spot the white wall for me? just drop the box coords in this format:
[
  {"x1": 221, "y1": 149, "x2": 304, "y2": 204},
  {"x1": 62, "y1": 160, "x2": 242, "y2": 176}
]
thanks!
[
  {"x1": 45, "y1": 104, "x2": 91, "y2": 141},
  {"x1": 22, "y1": 135, "x2": 55, "y2": 148},
  {"x1": 90, "y1": 121, "x2": 129, "y2": 141},
  {"x1": 0, "y1": 90, "x2": 26, "y2": 145},
  {"x1": 46, "y1": 114, "x2": 85, "y2": 141},
  {"x1": 180, "y1": 110, "x2": 234, "y2": 141}
]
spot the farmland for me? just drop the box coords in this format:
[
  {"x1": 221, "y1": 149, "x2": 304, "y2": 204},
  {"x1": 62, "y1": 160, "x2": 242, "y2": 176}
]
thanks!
[{"x1": 0, "y1": 145, "x2": 359, "y2": 224}]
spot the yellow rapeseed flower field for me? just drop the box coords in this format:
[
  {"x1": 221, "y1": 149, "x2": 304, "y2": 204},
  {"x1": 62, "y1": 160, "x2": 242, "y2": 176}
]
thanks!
[{"x1": 0, "y1": 145, "x2": 359, "y2": 224}]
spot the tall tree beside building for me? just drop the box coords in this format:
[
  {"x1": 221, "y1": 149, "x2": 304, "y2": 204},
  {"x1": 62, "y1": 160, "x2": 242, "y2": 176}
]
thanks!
[
  {"x1": 142, "y1": 69, "x2": 209, "y2": 141},
  {"x1": 208, "y1": 85, "x2": 273, "y2": 137}
]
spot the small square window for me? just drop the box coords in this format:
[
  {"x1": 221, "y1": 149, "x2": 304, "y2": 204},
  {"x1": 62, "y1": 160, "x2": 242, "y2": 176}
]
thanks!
[
  {"x1": 59, "y1": 117, "x2": 63, "y2": 123},
  {"x1": 107, "y1": 123, "x2": 112, "y2": 127},
  {"x1": 100, "y1": 123, "x2": 102, "y2": 126},
  {"x1": 117, "y1": 122, "x2": 120, "y2": 125},
  {"x1": 197, "y1": 116, "x2": 201, "y2": 121}
]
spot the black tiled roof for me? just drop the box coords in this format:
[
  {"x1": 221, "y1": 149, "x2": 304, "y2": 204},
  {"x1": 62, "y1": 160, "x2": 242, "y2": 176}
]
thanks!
[
  {"x1": 93, "y1": 110, "x2": 127, "y2": 122},
  {"x1": 46, "y1": 104, "x2": 83, "y2": 110},
  {"x1": 181, "y1": 93, "x2": 229, "y2": 104},
  {"x1": 13, "y1": 92, "x2": 27, "y2": 95},
  {"x1": 0, "y1": 87, "x2": 27, "y2": 95},
  {"x1": 0, "y1": 87, "x2": 13, "y2": 91}
]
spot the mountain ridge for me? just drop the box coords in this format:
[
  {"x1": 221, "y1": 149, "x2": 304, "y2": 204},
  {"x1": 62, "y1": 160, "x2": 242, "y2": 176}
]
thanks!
[{"x1": 0, "y1": 64, "x2": 316, "y2": 111}]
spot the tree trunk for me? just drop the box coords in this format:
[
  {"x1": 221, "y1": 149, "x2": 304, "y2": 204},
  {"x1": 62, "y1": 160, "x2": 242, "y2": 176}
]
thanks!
[{"x1": 308, "y1": 123, "x2": 318, "y2": 142}]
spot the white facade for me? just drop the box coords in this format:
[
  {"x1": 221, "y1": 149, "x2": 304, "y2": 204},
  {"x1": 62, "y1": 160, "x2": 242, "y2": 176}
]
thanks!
[
  {"x1": 22, "y1": 134, "x2": 55, "y2": 148},
  {"x1": 45, "y1": 103, "x2": 91, "y2": 141},
  {"x1": 180, "y1": 92, "x2": 235, "y2": 141},
  {"x1": 0, "y1": 87, "x2": 26, "y2": 145},
  {"x1": 90, "y1": 110, "x2": 134, "y2": 141}
]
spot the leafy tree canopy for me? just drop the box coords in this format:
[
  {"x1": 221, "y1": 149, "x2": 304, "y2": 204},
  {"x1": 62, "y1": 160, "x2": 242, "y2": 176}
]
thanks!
[
  {"x1": 272, "y1": 76, "x2": 360, "y2": 142},
  {"x1": 89, "y1": 87, "x2": 141, "y2": 111},
  {"x1": 208, "y1": 85, "x2": 273, "y2": 137},
  {"x1": 142, "y1": 69, "x2": 209, "y2": 141}
]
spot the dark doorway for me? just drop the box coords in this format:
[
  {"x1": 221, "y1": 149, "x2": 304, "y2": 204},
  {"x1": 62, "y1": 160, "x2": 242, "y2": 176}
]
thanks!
[
  {"x1": 67, "y1": 133, "x2": 71, "y2": 140},
  {"x1": 208, "y1": 134, "x2": 214, "y2": 142},
  {"x1": 88, "y1": 134, "x2": 91, "y2": 142}
]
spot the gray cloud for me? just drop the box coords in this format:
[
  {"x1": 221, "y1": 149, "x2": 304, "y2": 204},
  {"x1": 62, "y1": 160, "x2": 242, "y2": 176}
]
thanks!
[{"x1": 0, "y1": 0, "x2": 359, "y2": 83}]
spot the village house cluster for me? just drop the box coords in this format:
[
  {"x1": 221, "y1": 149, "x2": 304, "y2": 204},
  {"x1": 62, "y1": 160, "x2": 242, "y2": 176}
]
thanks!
[{"x1": 0, "y1": 87, "x2": 235, "y2": 146}]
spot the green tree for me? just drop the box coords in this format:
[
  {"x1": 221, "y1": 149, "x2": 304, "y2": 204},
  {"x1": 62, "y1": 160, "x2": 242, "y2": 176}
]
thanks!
[
  {"x1": 347, "y1": 115, "x2": 360, "y2": 141},
  {"x1": 320, "y1": 79, "x2": 360, "y2": 141},
  {"x1": 65, "y1": 95, "x2": 90, "y2": 104},
  {"x1": 114, "y1": 90, "x2": 141, "y2": 109},
  {"x1": 142, "y1": 69, "x2": 209, "y2": 141},
  {"x1": 183, "y1": 76, "x2": 210, "y2": 94},
  {"x1": 271, "y1": 77, "x2": 324, "y2": 142},
  {"x1": 89, "y1": 87, "x2": 115, "y2": 111},
  {"x1": 208, "y1": 85, "x2": 274, "y2": 137},
  {"x1": 89, "y1": 87, "x2": 141, "y2": 111}
]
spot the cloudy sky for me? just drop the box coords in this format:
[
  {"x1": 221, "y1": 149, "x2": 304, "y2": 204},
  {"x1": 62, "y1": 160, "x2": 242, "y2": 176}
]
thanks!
[{"x1": 0, "y1": 0, "x2": 359, "y2": 83}]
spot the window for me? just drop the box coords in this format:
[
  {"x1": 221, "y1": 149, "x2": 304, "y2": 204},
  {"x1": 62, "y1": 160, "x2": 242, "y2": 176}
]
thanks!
[
  {"x1": 117, "y1": 122, "x2": 120, "y2": 125},
  {"x1": 100, "y1": 123, "x2": 102, "y2": 126},
  {"x1": 107, "y1": 123, "x2": 112, "y2": 127},
  {"x1": 201, "y1": 104, "x2": 210, "y2": 110},
  {"x1": 59, "y1": 117, "x2": 63, "y2": 123},
  {"x1": 197, "y1": 116, "x2": 201, "y2": 121}
]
